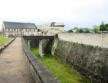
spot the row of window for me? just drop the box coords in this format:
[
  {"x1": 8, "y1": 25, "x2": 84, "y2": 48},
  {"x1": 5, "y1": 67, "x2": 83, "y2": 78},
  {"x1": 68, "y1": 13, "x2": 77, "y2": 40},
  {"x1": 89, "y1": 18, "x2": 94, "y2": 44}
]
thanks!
[{"x1": 6, "y1": 28, "x2": 37, "y2": 32}]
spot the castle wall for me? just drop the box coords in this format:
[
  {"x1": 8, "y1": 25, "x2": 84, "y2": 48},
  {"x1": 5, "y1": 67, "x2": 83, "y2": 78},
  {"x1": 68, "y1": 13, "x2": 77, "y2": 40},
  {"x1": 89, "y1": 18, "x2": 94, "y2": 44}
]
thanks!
[
  {"x1": 51, "y1": 33, "x2": 108, "y2": 83},
  {"x1": 58, "y1": 33, "x2": 108, "y2": 48}
]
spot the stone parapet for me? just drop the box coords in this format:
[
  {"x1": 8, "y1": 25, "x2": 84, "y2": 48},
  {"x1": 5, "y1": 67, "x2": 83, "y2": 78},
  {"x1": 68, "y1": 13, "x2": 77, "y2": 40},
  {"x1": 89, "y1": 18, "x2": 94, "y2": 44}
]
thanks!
[{"x1": 22, "y1": 38, "x2": 60, "y2": 83}]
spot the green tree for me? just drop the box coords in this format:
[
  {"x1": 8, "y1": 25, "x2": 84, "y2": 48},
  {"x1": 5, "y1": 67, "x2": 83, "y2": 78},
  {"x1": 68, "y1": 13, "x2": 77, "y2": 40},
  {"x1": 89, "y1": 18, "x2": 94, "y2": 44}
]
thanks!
[
  {"x1": 93, "y1": 25, "x2": 99, "y2": 33},
  {"x1": 76, "y1": 28, "x2": 83, "y2": 33},
  {"x1": 105, "y1": 24, "x2": 108, "y2": 31},
  {"x1": 84, "y1": 28, "x2": 90, "y2": 33},
  {"x1": 100, "y1": 22, "x2": 106, "y2": 31},
  {"x1": 93, "y1": 27, "x2": 99, "y2": 33},
  {"x1": 67, "y1": 30, "x2": 73, "y2": 32}
]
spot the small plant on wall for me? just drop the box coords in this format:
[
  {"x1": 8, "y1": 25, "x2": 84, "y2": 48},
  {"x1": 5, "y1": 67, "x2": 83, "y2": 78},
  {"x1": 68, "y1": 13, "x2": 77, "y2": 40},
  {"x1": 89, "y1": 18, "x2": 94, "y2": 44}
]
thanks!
[{"x1": 72, "y1": 42, "x2": 76, "y2": 46}]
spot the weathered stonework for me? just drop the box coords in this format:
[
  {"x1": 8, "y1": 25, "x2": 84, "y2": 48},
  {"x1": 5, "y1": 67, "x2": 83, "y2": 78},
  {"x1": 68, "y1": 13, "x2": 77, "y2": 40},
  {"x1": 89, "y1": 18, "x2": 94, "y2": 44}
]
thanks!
[
  {"x1": 39, "y1": 39, "x2": 54, "y2": 57},
  {"x1": 52, "y1": 38, "x2": 108, "y2": 83},
  {"x1": 22, "y1": 38, "x2": 60, "y2": 83}
]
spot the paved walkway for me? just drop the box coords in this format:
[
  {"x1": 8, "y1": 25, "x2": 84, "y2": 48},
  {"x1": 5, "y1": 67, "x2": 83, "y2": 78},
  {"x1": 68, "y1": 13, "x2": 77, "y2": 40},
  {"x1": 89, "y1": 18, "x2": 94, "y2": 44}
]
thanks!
[{"x1": 0, "y1": 38, "x2": 35, "y2": 83}]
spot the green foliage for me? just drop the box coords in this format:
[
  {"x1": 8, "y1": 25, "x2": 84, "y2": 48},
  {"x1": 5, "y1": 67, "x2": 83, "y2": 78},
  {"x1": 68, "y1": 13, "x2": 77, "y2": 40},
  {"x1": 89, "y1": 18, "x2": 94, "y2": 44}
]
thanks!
[
  {"x1": 0, "y1": 31, "x2": 12, "y2": 46},
  {"x1": 67, "y1": 30, "x2": 73, "y2": 32},
  {"x1": 105, "y1": 24, "x2": 108, "y2": 31},
  {"x1": 0, "y1": 37, "x2": 11, "y2": 46},
  {"x1": 43, "y1": 39, "x2": 54, "y2": 55},
  {"x1": 100, "y1": 22, "x2": 106, "y2": 31},
  {"x1": 0, "y1": 31, "x2": 2, "y2": 37},
  {"x1": 76, "y1": 29, "x2": 84, "y2": 33},
  {"x1": 31, "y1": 48, "x2": 39, "y2": 56},
  {"x1": 84, "y1": 28, "x2": 90, "y2": 33},
  {"x1": 99, "y1": 22, "x2": 108, "y2": 31},
  {"x1": 31, "y1": 48, "x2": 90, "y2": 83},
  {"x1": 72, "y1": 42, "x2": 76, "y2": 46},
  {"x1": 93, "y1": 27, "x2": 99, "y2": 33}
]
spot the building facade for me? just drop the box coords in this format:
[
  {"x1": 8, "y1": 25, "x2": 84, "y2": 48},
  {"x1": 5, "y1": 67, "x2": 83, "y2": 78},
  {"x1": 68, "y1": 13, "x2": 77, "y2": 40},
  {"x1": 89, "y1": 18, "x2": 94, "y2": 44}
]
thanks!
[
  {"x1": 37, "y1": 22, "x2": 64, "y2": 36},
  {"x1": 2, "y1": 21, "x2": 40, "y2": 37},
  {"x1": 2, "y1": 21, "x2": 64, "y2": 37}
]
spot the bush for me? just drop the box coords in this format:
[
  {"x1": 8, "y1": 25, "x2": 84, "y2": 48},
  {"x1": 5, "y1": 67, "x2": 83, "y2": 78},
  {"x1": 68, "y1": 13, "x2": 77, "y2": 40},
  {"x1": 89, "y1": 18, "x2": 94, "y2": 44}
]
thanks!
[
  {"x1": 93, "y1": 27, "x2": 99, "y2": 33},
  {"x1": 67, "y1": 30, "x2": 73, "y2": 32},
  {"x1": 100, "y1": 22, "x2": 106, "y2": 31},
  {"x1": 76, "y1": 29, "x2": 83, "y2": 33},
  {"x1": 84, "y1": 28, "x2": 90, "y2": 33},
  {"x1": 99, "y1": 22, "x2": 108, "y2": 31}
]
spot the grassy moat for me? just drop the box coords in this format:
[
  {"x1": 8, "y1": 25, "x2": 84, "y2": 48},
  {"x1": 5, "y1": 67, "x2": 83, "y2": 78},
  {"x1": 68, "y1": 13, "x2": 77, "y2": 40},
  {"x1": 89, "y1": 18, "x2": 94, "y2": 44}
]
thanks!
[{"x1": 31, "y1": 48, "x2": 90, "y2": 83}]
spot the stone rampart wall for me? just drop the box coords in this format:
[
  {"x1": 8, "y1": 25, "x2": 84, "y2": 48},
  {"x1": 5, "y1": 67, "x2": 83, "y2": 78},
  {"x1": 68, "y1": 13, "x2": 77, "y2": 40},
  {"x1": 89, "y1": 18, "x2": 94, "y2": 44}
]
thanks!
[
  {"x1": 58, "y1": 33, "x2": 108, "y2": 48},
  {"x1": 52, "y1": 37, "x2": 108, "y2": 83}
]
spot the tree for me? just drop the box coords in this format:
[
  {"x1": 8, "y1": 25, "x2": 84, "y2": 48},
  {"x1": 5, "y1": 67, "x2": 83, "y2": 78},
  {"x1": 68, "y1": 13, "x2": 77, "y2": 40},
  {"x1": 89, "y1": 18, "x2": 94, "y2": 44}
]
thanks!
[
  {"x1": 76, "y1": 28, "x2": 83, "y2": 33},
  {"x1": 93, "y1": 27, "x2": 99, "y2": 33},
  {"x1": 100, "y1": 22, "x2": 106, "y2": 31},
  {"x1": 67, "y1": 30, "x2": 73, "y2": 32},
  {"x1": 93, "y1": 25, "x2": 99, "y2": 33},
  {"x1": 105, "y1": 24, "x2": 108, "y2": 31},
  {"x1": 84, "y1": 28, "x2": 90, "y2": 33}
]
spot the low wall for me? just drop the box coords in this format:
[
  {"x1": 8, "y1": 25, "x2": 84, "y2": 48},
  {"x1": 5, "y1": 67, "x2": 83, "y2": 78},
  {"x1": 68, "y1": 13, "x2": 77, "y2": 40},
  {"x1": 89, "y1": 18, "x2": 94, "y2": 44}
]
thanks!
[
  {"x1": 52, "y1": 38, "x2": 108, "y2": 83},
  {"x1": 58, "y1": 33, "x2": 108, "y2": 48},
  {"x1": 0, "y1": 38, "x2": 15, "y2": 52},
  {"x1": 22, "y1": 38, "x2": 60, "y2": 83}
]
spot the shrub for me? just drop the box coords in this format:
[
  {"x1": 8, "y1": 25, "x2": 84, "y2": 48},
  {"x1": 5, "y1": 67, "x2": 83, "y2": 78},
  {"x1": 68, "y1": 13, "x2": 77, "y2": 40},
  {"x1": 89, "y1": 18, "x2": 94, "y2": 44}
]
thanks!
[
  {"x1": 100, "y1": 22, "x2": 106, "y2": 31},
  {"x1": 67, "y1": 30, "x2": 73, "y2": 32},
  {"x1": 84, "y1": 28, "x2": 90, "y2": 33},
  {"x1": 76, "y1": 28, "x2": 83, "y2": 33},
  {"x1": 99, "y1": 22, "x2": 108, "y2": 31},
  {"x1": 93, "y1": 27, "x2": 99, "y2": 33},
  {"x1": 72, "y1": 42, "x2": 76, "y2": 46}
]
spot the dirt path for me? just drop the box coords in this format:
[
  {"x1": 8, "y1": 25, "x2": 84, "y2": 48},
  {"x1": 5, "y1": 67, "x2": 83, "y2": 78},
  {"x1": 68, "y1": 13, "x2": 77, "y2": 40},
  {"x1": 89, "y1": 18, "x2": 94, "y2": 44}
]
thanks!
[{"x1": 0, "y1": 38, "x2": 34, "y2": 83}]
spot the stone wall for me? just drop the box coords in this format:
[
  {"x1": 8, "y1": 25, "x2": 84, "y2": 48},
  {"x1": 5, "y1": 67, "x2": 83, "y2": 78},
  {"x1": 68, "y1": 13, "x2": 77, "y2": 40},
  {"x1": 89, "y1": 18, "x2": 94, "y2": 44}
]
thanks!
[
  {"x1": 52, "y1": 38, "x2": 108, "y2": 83},
  {"x1": 39, "y1": 39, "x2": 54, "y2": 57},
  {"x1": 58, "y1": 33, "x2": 108, "y2": 48},
  {"x1": 22, "y1": 38, "x2": 60, "y2": 83}
]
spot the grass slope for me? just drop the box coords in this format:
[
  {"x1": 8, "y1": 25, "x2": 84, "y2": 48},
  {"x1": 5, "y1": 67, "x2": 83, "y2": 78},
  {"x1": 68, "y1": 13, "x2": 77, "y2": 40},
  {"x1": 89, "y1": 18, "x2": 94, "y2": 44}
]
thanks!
[
  {"x1": 0, "y1": 31, "x2": 2, "y2": 36},
  {"x1": 0, "y1": 32, "x2": 11, "y2": 46},
  {"x1": 31, "y1": 48, "x2": 90, "y2": 83},
  {"x1": 0, "y1": 38, "x2": 11, "y2": 46}
]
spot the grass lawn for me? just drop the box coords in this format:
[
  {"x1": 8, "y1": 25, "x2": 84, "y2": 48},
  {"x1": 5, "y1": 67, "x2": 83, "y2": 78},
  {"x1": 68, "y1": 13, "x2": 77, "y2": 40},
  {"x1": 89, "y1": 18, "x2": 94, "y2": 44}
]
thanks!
[
  {"x1": 31, "y1": 48, "x2": 90, "y2": 83},
  {"x1": 0, "y1": 32, "x2": 12, "y2": 46},
  {"x1": 0, "y1": 32, "x2": 2, "y2": 36},
  {"x1": 0, "y1": 37, "x2": 12, "y2": 46}
]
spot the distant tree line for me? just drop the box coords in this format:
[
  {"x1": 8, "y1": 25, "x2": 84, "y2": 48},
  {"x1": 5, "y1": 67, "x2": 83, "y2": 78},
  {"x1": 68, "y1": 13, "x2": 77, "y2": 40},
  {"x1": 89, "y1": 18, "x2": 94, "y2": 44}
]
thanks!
[{"x1": 67, "y1": 22, "x2": 108, "y2": 33}]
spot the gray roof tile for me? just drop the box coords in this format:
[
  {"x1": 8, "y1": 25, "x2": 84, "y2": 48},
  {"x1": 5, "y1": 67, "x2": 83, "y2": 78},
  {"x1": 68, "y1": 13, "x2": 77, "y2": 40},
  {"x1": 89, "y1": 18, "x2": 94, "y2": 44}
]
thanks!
[{"x1": 3, "y1": 21, "x2": 37, "y2": 29}]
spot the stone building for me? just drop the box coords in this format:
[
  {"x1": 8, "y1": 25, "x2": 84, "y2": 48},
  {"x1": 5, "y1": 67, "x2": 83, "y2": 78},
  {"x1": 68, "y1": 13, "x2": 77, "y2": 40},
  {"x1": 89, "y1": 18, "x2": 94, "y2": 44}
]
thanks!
[
  {"x1": 2, "y1": 21, "x2": 40, "y2": 37},
  {"x1": 2, "y1": 21, "x2": 64, "y2": 37},
  {"x1": 37, "y1": 22, "x2": 64, "y2": 36}
]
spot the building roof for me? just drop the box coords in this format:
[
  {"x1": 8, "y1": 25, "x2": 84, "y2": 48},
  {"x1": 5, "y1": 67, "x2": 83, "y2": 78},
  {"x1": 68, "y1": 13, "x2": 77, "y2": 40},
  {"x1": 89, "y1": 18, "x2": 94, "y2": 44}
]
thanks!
[
  {"x1": 3, "y1": 21, "x2": 37, "y2": 29},
  {"x1": 50, "y1": 22, "x2": 64, "y2": 27}
]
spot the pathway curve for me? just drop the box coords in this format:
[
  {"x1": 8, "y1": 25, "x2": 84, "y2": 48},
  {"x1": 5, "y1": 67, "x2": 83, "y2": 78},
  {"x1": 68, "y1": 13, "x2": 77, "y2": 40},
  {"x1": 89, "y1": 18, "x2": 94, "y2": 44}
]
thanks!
[{"x1": 0, "y1": 38, "x2": 34, "y2": 83}]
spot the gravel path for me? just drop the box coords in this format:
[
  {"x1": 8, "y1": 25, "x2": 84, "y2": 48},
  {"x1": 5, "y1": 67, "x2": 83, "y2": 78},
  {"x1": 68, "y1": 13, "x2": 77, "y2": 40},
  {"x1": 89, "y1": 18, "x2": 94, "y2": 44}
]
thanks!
[{"x1": 0, "y1": 38, "x2": 34, "y2": 83}]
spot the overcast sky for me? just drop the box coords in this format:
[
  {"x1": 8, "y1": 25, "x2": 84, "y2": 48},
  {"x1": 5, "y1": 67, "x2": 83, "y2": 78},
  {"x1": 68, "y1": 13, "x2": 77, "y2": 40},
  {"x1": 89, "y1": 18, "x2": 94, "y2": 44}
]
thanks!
[{"x1": 0, "y1": 0, "x2": 108, "y2": 30}]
